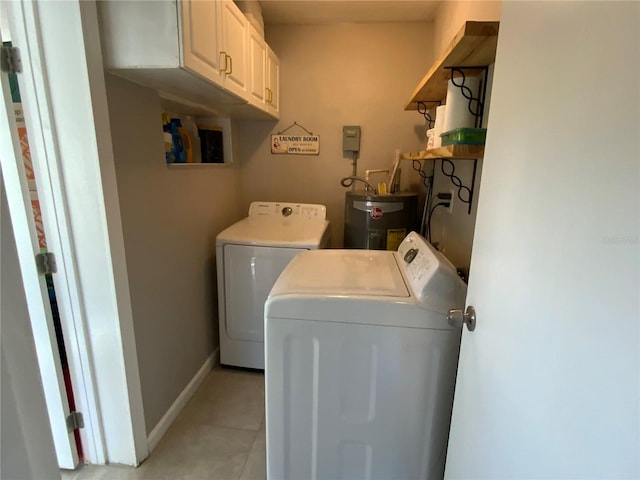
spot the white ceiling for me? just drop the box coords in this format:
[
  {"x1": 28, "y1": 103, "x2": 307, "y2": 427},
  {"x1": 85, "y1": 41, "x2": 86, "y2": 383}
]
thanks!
[{"x1": 259, "y1": 1, "x2": 442, "y2": 25}]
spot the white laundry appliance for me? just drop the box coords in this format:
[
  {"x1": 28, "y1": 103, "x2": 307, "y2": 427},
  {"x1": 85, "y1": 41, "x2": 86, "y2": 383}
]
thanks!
[
  {"x1": 216, "y1": 201, "x2": 330, "y2": 369},
  {"x1": 264, "y1": 231, "x2": 466, "y2": 479}
]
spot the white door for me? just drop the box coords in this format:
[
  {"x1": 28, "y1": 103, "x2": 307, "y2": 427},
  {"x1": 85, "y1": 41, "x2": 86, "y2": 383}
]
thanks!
[
  {"x1": 1, "y1": 173, "x2": 60, "y2": 480},
  {"x1": 0, "y1": 41, "x2": 79, "y2": 469},
  {"x1": 445, "y1": 2, "x2": 639, "y2": 478},
  {"x1": 4, "y1": 0, "x2": 148, "y2": 466}
]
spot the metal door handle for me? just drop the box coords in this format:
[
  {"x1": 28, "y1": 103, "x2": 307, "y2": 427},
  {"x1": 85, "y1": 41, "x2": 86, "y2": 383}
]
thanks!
[
  {"x1": 220, "y1": 51, "x2": 228, "y2": 72},
  {"x1": 447, "y1": 305, "x2": 476, "y2": 331},
  {"x1": 220, "y1": 51, "x2": 232, "y2": 74},
  {"x1": 220, "y1": 52, "x2": 227, "y2": 73}
]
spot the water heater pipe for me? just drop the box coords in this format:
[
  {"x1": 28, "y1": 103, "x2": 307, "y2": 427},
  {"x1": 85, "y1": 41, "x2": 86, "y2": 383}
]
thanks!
[
  {"x1": 340, "y1": 176, "x2": 377, "y2": 194},
  {"x1": 351, "y1": 151, "x2": 358, "y2": 190}
]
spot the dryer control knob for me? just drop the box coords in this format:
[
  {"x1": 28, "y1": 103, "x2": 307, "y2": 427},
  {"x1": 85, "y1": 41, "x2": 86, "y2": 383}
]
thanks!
[
  {"x1": 282, "y1": 207, "x2": 293, "y2": 217},
  {"x1": 404, "y1": 248, "x2": 419, "y2": 264}
]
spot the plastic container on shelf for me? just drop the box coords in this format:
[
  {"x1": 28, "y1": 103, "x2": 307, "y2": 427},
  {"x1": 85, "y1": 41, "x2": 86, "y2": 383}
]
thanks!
[
  {"x1": 181, "y1": 116, "x2": 201, "y2": 163},
  {"x1": 178, "y1": 126, "x2": 193, "y2": 163},
  {"x1": 172, "y1": 119, "x2": 187, "y2": 163},
  {"x1": 440, "y1": 127, "x2": 487, "y2": 146},
  {"x1": 426, "y1": 128, "x2": 435, "y2": 150},
  {"x1": 162, "y1": 113, "x2": 175, "y2": 163},
  {"x1": 198, "y1": 125, "x2": 224, "y2": 163}
]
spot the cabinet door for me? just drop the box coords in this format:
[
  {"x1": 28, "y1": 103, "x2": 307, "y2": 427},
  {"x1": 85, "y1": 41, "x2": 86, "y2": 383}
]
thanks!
[
  {"x1": 220, "y1": 0, "x2": 248, "y2": 98},
  {"x1": 266, "y1": 46, "x2": 280, "y2": 118},
  {"x1": 247, "y1": 24, "x2": 267, "y2": 109},
  {"x1": 181, "y1": 0, "x2": 224, "y2": 85}
]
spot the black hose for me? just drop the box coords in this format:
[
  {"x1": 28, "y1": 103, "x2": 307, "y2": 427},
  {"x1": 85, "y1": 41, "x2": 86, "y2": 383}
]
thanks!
[{"x1": 340, "y1": 176, "x2": 377, "y2": 194}]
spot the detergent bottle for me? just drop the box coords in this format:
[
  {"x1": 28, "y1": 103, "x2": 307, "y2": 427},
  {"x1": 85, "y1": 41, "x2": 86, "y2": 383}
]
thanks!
[
  {"x1": 181, "y1": 116, "x2": 201, "y2": 163},
  {"x1": 169, "y1": 118, "x2": 186, "y2": 163},
  {"x1": 162, "y1": 113, "x2": 175, "y2": 164}
]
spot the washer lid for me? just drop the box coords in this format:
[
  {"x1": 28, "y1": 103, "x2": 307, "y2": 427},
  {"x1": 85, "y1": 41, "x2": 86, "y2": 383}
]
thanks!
[
  {"x1": 216, "y1": 217, "x2": 330, "y2": 248},
  {"x1": 269, "y1": 250, "x2": 409, "y2": 298}
]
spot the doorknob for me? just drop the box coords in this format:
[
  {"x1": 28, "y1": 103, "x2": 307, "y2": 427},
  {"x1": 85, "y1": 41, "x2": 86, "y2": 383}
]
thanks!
[{"x1": 447, "y1": 306, "x2": 476, "y2": 331}]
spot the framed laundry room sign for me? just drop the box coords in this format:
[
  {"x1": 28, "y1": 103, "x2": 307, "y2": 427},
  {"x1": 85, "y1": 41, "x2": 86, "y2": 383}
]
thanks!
[{"x1": 271, "y1": 134, "x2": 320, "y2": 155}]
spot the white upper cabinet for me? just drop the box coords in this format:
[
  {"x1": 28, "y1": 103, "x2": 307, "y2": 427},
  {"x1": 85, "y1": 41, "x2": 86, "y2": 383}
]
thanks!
[
  {"x1": 220, "y1": 0, "x2": 248, "y2": 99},
  {"x1": 246, "y1": 23, "x2": 280, "y2": 119},
  {"x1": 266, "y1": 46, "x2": 280, "y2": 118},
  {"x1": 97, "y1": 0, "x2": 278, "y2": 119},
  {"x1": 181, "y1": 0, "x2": 225, "y2": 86},
  {"x1": 247, "y1": 23, "x2": 267, "y2": 109}
]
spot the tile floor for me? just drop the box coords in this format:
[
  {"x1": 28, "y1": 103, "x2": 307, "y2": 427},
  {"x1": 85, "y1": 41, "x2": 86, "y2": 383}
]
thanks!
[{"x1": 61, "y1": 365, "x2": 266, "y2": 480}]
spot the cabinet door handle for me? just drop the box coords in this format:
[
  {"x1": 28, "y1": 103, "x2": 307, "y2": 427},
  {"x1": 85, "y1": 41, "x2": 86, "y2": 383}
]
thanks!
[
  {"x1": 220, "y1": 51, "x2": 228, "y2": 73},
  {"x1": 226, "y1": 54, "x2": 233, "y2": 75},
  {"x1": 265, "y1": 87, "x2": 269, "y2": 102},
  {"x1": 267, "y1": 88, "x2": 272, "y2": 103}
]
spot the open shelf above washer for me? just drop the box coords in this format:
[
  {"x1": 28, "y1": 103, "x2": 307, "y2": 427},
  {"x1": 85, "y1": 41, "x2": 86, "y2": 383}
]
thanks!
[
  {"x1": 404, "y1": 21, "x2": 499, "y2": 111},
  {"x1": 401, "y1": 145, "x2": 484, "y2": 160}
]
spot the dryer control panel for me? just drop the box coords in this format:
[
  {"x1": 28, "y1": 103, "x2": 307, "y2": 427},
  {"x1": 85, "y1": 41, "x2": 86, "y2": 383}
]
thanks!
[
  {"x1": 396, "y1": 232, "x2": 467, "y2": 313},
  {"x1": 249, "y1": 202, "x2": 327, "y2": 220}
]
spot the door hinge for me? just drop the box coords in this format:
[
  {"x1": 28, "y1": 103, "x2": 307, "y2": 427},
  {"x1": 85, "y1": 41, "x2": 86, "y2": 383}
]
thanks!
[
  {"x1": 66, "y1": 411, "x2": 84, "y2": 432},
  {"x1": 35, "y1": 252, "x2": 57, "y2": 275},
  {"x1": 1, "y1": 46, "x2": 22, "y2": 74}
]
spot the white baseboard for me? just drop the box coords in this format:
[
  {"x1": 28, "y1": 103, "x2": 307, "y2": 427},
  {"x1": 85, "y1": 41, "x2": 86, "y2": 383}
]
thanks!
[{"x1": 146, "y1": 347, "x2": 219, "y2": 452}]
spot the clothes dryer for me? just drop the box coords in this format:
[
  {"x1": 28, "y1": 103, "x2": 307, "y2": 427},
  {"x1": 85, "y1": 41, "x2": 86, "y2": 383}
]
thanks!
[
  {"x1": 265, "y1": 231, "x2": 466, "y2": 479},
  {"x1": 216, "y1": 202, "x2": 330, "y2": 369}
]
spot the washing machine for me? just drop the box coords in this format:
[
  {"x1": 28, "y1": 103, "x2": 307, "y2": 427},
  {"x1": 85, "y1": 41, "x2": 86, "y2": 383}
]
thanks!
[
  {"x1": 264, "y1": 231, "x2": 466, "y2": 479},
  {"x1": 216, "y1": 201, "x2": 330, "y2": 369}
]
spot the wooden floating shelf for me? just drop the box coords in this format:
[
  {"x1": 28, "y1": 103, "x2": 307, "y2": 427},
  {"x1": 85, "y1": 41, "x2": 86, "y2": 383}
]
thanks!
[
  {"x1": 401, "y1": 145, "x2": 484, "y2": 160},
  {"x1": 404, "y1": 21, "x2": 499, "y2": 110}
]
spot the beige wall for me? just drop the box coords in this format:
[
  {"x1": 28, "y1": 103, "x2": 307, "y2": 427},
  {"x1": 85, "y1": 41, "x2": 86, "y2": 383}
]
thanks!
[
  {"x1": 433, "y1": 1, "x2": 502, "y2": 55},
  {"x1": 105, "y1": 74, "x2": 243, "y2": 434},
  {"x1": 237, "y1": 23, "x2": 435, "y2": 247},
  {"x1": 429, "y1": 158, "x2": 483, "y2": 275}
]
